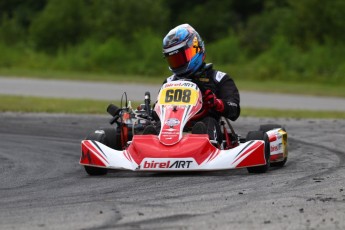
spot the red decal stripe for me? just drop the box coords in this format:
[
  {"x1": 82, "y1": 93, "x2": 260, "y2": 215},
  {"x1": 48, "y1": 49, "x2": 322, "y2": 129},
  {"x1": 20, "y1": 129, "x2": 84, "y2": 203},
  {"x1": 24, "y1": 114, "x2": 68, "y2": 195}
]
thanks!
[
  {"x1": 123, "y1": 150, "x2": 132, "y2": 162},
  {"x1": 270, "y1": 153, "x2": 283, "y2": 162},
  {"x1": 269, "y1": 134, "x2": 277, "y2": 142},
  {"x1": 233, "y1": 141, "x2": 261, "y2": 164},
  {"x1": 81, "y1": 142, "x2": 107, "y2": 167},
  {"x1": 84, "y1": 141, "x2": 109, "y2": 164},
  {"x1": 236, "y1": 143, "x2": 265, "y2": 168},
  {"x1": 208, "y1": 150, "x2": 220, "y2": 162}
]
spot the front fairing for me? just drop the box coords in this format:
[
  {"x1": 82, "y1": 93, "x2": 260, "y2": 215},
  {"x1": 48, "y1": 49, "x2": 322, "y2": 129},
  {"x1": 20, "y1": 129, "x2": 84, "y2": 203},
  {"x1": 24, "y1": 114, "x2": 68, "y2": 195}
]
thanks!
[
  {"x1": 154, "y1": 81, "x2": 203, "y2": 145},
  {"x1": 80, "y1": 80, "x2": 268, "y2": 172}
]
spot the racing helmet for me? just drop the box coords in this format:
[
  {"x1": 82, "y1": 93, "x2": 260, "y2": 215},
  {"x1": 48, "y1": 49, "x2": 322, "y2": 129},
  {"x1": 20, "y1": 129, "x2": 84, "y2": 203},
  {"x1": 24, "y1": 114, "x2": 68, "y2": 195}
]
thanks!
[{"x1": 163, "y1": 24, "x2": 205, "y2": 77}]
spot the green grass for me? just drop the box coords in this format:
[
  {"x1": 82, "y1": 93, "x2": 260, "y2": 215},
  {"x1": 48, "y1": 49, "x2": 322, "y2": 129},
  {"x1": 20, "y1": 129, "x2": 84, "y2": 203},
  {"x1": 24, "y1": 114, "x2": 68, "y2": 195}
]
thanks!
[
  {"x1": 0, "y1": 94, "x2": 114, "y2": 114},
  {"x1": 1, "y1": 68, "x2": 344, "y2": 98},
  {"x1": 1, "y1": 94, "x2": 344, "y2": 119}
]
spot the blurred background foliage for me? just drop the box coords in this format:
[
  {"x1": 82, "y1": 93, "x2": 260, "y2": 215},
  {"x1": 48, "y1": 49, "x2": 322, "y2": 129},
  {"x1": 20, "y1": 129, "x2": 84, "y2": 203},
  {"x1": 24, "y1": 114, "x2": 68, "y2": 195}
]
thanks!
[{"x1": 0, "y1": 0, "x2": 344, "y2": 84}]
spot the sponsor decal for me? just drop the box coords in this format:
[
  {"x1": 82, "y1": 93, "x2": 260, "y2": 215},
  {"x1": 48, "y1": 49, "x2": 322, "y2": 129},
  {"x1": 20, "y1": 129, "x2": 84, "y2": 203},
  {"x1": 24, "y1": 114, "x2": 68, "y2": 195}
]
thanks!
[
  {"x1": 161, "y1": 131, "x2": 179, "y2": 135},
  {"x1": 227, "y1": 102, "x2": 238, "y2": 107},
  {"x1": 140, "y1": 158, "x2": 196, "y2": 169},
  {"x1": 164, "y1": 82, "x2": 196, "y2": 88},
  {"x1": 215, "y1": 71, "x2": 226, "y2": 82},
  {"x1": 270, "y1": 143, "x2": 282, "y2": 152},
  {"x1": 143, "y1": 160, "x2": 193, "y2": 169},
  {"x1": 165, "y1": 118, "x2": 180, "y2": 127},
  {"x1": 193, "y1": 36, "x2": 198, "y2": 47},
  {"x1": 95, "y1": 130, "x2": 105, "y2": 134},
  {"x1": 164, "y1": 83, "x2": 175, "y2": 88},
  {"x1": 181, "y1": 82, "x2": 195, "y2": 88},
  {"x1": 198, "y1": 77, "x2": 209, "y2": 82},
  {"x1": 166, "y1": 76, "x2": 174, "y2": 83},
  {"x1": 168, "y1": 50, "x2": 179, "y2": 55}
]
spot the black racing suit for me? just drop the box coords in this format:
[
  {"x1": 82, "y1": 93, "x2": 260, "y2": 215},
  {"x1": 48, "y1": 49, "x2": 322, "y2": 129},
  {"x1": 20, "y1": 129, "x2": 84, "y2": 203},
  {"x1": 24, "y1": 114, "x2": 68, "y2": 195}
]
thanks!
[{"x1": 163, "y1": 63, "x2": 241, "y2": 144}]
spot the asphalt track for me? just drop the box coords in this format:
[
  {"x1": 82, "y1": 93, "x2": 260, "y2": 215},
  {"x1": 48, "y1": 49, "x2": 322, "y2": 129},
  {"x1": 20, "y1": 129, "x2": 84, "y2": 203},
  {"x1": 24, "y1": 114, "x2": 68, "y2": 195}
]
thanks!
[
  {"x1": 1, "y1": 112, "x2": 345, "y2": 229},
  {"x1": 1, "y1": 77, "x2": 345, "y2": 111}
]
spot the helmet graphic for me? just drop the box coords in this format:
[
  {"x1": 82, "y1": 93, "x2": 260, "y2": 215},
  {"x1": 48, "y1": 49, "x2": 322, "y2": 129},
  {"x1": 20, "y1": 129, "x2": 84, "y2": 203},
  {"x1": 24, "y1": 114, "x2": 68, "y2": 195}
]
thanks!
[{"x1": 163, "y1": 24, "x2": 205, "y2": 77}]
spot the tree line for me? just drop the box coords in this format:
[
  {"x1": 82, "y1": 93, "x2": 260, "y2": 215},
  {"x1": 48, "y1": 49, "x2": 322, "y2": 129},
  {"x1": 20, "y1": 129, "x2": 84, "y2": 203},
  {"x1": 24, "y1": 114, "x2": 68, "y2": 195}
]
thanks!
[{"x1": 0, "y1": 0, "x2": 344, "y2": 83}]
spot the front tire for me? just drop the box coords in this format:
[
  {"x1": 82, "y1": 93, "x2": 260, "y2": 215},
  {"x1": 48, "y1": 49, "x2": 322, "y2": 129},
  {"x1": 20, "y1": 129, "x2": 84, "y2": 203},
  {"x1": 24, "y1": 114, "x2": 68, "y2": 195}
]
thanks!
[
  {"x1": 259, "y1": 124, "x2": 287, "y2": 167},
  {"x1": 84, "y1": 164, "x2": 107, "y2": 176},
  {"x1": 246, "y1": 131, "x2": 270, "y2": 173}
]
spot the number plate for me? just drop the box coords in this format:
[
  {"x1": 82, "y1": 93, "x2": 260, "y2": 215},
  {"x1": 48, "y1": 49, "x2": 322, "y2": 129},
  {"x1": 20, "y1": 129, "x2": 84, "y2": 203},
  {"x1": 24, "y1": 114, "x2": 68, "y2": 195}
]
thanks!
[{"x1": 159, "y1": 87, "x2": 198, "y2": 105}]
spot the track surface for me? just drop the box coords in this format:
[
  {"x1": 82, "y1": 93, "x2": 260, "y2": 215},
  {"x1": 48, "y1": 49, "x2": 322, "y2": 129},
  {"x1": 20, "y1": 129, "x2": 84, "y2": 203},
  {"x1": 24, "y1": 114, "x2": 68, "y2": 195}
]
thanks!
[{"x1": 0, "y1": 113, "x2": 345, "y2": 229}]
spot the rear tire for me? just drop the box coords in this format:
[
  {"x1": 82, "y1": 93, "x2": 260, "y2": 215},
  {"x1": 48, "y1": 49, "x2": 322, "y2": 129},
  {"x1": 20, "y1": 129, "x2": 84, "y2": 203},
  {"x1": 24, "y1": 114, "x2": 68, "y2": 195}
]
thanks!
[
  {"x1": 259, "y1": 124, "x2": 288, "y2": 167},
  {"x1": 98, "y1": 125, "x2": 122, "y2": 150},
  {"x1": 84, "y1": 126, "x2": 123, "y2": 176},
  {"x1": 83, "y1": 125, "x2": 121, "y2": 176},
  {"x1": 246, "y1": 131, "x2": 270, "y2": 173}
]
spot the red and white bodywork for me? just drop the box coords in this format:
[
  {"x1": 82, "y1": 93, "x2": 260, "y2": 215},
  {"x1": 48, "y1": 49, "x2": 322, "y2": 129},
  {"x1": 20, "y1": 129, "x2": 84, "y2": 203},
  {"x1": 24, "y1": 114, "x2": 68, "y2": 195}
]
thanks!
[
  {"x1": 80, "y1": 81, "x2": 284, "y2": 172},
  {"x1": 267, "y1": 128, "x2": 288, "y2": 163}
]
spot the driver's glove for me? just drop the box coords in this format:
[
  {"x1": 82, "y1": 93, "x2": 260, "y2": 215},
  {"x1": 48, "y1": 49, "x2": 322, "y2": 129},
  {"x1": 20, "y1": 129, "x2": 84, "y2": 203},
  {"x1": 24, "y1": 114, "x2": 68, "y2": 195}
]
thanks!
[{"x1": 203, "y1": 89, "x2": 224, "y2": 112}]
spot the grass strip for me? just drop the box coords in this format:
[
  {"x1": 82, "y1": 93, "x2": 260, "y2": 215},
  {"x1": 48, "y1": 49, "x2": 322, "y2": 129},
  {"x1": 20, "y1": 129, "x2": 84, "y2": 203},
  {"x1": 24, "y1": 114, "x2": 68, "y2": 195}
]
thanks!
[
  {"x1": 0, "y1": 95, "x2": 113, "y2": 114},
  {"x1": 1, "y1": 95, "x2": 344, "y2": 119}
]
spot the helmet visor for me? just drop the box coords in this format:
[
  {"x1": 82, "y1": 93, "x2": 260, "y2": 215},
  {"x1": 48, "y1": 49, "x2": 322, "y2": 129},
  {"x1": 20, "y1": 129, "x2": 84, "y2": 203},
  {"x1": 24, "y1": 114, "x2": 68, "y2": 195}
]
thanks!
[{"x1": 165, "y1": 46, "x2": 197, "y2": 69}]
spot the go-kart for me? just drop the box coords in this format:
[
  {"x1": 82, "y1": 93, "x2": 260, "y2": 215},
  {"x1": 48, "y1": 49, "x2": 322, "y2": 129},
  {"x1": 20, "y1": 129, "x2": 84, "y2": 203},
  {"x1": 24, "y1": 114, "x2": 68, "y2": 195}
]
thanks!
[{"x1": 80, "y1": 80, "x2": 288, "y2": 175}]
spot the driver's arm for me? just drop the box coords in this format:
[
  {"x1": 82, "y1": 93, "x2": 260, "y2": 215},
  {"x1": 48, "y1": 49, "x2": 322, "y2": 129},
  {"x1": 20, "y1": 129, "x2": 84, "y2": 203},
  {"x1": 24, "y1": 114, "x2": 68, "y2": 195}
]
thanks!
[{"x1": 217, "y1": 76, "x2": 241, "y2": 121}]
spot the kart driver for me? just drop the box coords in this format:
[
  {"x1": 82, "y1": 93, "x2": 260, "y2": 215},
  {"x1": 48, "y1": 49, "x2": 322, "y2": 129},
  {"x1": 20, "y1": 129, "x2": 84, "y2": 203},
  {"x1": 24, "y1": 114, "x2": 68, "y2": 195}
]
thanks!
[
  {"x1": 145, "y1": 24, "x2": 240, "y2": 145},
  {"x1": 163, "y1": 23, "x2": 240, "y2": 143}
]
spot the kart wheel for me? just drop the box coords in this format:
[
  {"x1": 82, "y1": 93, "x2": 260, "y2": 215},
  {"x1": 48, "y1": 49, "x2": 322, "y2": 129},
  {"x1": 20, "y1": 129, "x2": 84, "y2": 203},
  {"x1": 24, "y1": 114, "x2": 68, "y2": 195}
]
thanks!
[
  {"x1": 246, "y1": 131, "x2": 270, "y2": 173},
  {"x1": 271, "y1": 157, "x2": 287, "y2": 167},
  {"x1": 84, "y1": 132, "x2": 108, "y2": 176},
  {"x1": 98, "y1": 126, "x2": 122, "y2": 150},
  {"x1": 259, "y1": 124, "x2": 288, "y2": 167},
  {"x1": 84, "y1": 165, "x2": 107, "y2": 176}
]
